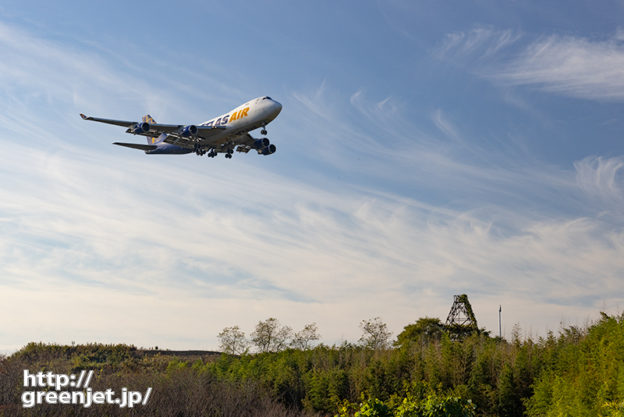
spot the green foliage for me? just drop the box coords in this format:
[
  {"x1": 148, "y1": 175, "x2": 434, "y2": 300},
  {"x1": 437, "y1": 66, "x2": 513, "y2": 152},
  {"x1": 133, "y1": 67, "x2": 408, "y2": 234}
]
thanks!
[
  {"x1": 395, "y1": 318, "x2": 445, "y2": 349},
  {"x1": 336, "y1": 392, "x2": 475, "y2": 417},
  {"x1": 4, "y1": 311, "x2": 624, "y2": 417},
  {"x1": 355, "y1": 397, "x2": 391, "y2": 417},
  {"x1": 203, "y1": 314, "x2": 624, "y2": 416},
  {"x1": 526, "y1": 312, "x2": 624, "y2": 417}
]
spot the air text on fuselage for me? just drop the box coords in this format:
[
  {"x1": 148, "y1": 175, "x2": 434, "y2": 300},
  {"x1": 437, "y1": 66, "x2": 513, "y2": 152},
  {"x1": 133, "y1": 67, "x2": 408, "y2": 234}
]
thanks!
[{"x1": 202, "y1": 107, "x2": 249, "y2": 128}]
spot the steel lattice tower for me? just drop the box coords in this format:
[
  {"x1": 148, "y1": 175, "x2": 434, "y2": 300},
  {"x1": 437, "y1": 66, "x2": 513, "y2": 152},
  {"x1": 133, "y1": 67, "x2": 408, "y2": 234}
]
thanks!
[{"x1": 445, "y1": 294, "x2": 478, "y2": 339}]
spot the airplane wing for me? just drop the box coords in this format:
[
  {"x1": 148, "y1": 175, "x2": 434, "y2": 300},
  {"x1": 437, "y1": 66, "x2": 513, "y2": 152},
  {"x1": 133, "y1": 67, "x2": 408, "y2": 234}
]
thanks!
[
  {"x1": 113, "y1": 142, "x2": 158, "y2": 151},
  {"x1": 80, "y1": 114, "x2": 225, "y2": 145},
  {"x1": 80, "y1": 114, "x2": 136, "y2": 127},
  {"x1": 162, "y1": 126, "x2": 226, "y2": 148},
  {"x1": 233, "y1": 134, "x2": 256, "y2": 153}
]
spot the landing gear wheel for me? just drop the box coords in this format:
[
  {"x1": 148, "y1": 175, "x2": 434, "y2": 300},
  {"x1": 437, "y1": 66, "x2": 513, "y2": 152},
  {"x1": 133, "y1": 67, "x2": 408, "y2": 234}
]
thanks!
[{"x1": 261, "y1": 129, "x2": 267, "y2": 135}]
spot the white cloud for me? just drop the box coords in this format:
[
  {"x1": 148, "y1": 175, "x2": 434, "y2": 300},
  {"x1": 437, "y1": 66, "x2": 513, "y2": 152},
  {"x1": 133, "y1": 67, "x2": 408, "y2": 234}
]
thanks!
[
  {"x1": 497, "y1": 35, "x2": 624, "y2": 101},
  {"x1": 436, "y1": 27, "x2": 520, "y2": 59},
  {"x1": 438, "y1": 26, "x2": 624, "y2": 101},
  {"x1": 574, "y1": 156, "x2": 624, "y2": 208},
  {"x1": 431, "y1": 109, "x2": 460, "y2": 141}
]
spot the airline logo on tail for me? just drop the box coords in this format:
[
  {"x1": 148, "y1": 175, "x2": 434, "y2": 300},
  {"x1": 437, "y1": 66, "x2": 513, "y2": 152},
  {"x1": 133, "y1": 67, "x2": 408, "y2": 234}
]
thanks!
[{"x1": 142, "y1": 114, "x2": 157, "y2": 144}]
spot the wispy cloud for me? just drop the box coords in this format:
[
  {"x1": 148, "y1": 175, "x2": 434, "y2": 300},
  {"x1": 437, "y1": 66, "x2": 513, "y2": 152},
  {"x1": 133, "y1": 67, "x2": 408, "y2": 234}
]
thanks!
[
  {"x1": 431, "y1": 109, "x2": 460, "y2": 141},
  {"x1": 496, "y1": 35, "x2": 624, "y2": 101},
  {"x1": 436, "y1": 27, "x2": 521, "y2": 60},
  {"x1": 437, "y1": 26, "x2": 624, "y2": 102},
  {"x1": 574, "y1": 156, "x2": 624, "y2": 207}
]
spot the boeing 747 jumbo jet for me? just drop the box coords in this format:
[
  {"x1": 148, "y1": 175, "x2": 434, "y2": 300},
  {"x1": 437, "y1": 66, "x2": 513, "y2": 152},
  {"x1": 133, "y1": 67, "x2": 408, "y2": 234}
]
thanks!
[{"x1": 80, "y1": 96, "x2": 282, "y2": 159}]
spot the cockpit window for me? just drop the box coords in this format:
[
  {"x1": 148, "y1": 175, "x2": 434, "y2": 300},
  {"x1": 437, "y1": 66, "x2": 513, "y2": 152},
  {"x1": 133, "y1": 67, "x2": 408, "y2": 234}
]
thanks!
[{"x1": 263, "y1": 96, "x2": 272, "y2": 100}]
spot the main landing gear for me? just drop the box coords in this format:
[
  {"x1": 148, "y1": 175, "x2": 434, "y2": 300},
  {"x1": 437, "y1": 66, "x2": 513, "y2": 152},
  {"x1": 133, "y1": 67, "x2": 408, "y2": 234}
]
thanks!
[{"x1": 201, "y1": 146, "x2": 234, "y2": 159}]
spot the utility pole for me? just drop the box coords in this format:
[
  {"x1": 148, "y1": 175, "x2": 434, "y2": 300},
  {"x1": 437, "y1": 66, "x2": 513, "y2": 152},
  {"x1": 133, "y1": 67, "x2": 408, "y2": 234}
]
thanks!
[{"x1": 499, "y1": 305, "x2": 502, "y2": 339}]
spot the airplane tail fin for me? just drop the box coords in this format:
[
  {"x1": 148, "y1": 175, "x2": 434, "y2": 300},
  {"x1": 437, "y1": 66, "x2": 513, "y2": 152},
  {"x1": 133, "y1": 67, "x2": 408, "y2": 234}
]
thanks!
[{"x1": 142, "y1": 114, "x2": 160, "y2": 145}]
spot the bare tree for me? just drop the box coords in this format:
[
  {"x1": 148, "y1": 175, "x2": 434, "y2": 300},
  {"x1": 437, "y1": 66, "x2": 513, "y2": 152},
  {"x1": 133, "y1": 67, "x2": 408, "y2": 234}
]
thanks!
[
  {"x1": 358, "y1": 317, "x2": 391, "y2": 350},
  {"x1": 251, "y1": 318, "x2": 292, "y2": 353},
  {"x1": 291, "y1": 323, "x2": 321, "y2": 350},
  {"x1": 218, "y1": 325, "x2": 249, "y2": 355}
]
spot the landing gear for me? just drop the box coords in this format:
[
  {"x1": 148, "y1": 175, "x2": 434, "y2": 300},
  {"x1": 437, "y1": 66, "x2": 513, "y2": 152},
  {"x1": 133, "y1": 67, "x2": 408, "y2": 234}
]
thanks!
[
  {"x1": 225, "y1": 153, "x2": 232, "y2": 159},
  {"x1": 261, "y1": 122, "x2": 267, "y2": 136}
]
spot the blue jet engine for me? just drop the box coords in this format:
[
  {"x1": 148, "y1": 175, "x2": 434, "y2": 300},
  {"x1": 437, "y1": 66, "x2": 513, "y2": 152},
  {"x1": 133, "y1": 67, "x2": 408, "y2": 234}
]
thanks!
[
  {"x1": 132, "y1": 122, "x2": 150, "y2": 134},
  {"x1": 253, "y1": 138, "x2": 270, "y2": 149},
  {"x1": 179, "y1": 125, "x2": 198, "y2": 137},
  {"x1": 262, "y1": 144, "x2": 276, "y2": 155}
]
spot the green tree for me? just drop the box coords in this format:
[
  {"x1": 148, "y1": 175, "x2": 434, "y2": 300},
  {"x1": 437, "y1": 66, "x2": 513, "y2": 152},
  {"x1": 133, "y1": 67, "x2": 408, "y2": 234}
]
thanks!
[{"x1": 395, "y1": 318, "x2": 445, "y2": 348}]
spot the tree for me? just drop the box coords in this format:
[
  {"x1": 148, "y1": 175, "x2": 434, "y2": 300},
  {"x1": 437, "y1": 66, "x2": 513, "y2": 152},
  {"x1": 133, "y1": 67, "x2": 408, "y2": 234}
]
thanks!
[
  {"x1": 217, "y1": 326, "x2": 249, "y2": 355},
  {"x1": 395, "y1": 317, "x2": 445, "y2": 348},
  {"x1": 251, "y1": 318, "x2": 292, "y2": 353},
  {"x1": 359, "y1": 317, "x2": 391, "y2": 350},
  {"x1": 291, "y1": 323, "x2": 321, "y2": 350}
]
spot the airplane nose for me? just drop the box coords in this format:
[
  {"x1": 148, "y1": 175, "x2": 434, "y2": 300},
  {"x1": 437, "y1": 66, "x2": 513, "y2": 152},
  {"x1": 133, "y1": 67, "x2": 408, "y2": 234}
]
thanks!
[{"x1": 274, "y1": 100, "x2": 282, "y2": 114}]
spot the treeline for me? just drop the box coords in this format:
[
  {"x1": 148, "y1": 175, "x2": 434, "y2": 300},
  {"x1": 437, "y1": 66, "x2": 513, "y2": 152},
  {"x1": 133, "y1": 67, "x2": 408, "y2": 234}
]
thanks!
[
  {"x1": 208, "y1": 312, "x2": 624, "y2": 416},
  {"x1": 217, "y1": 316, "x2": 392, "y2": 354},
  {"x1": 1, "y1": 313, "x2": 623, "y2": 416}
]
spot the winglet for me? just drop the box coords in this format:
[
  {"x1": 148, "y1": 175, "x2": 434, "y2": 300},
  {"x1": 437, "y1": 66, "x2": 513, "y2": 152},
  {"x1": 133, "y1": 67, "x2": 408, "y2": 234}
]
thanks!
[{"x1": 80, "y1": 113, "x2": 88, "y2": 120}]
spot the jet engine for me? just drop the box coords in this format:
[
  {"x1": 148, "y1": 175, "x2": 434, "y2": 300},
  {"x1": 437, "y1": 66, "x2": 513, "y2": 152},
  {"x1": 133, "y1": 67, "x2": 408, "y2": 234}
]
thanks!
[
  {"x1": 132, "y1": 122, "x2": 150, "y2": 134},
  {"x1": 261, "y1": 144, "x2": 276, "y2": 155},
  {"x1": 179, "y1": 125, "x2": 198, "y2": 137},
  {"x1": 253, "y1": 138, "x2": 270, "y2": 149}
]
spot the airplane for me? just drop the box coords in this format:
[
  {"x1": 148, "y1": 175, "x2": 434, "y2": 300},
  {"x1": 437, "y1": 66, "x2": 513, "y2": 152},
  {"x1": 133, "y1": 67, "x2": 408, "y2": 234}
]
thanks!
[{"x1": 80, "y1": 96, "x2": 282, "y2": 159}]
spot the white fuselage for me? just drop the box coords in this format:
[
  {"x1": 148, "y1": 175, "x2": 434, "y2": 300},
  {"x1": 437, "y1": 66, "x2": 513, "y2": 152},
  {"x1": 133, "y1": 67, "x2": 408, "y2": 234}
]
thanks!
[{"x1": 198, "y1": 96, "x2": 282, "y2": 145}]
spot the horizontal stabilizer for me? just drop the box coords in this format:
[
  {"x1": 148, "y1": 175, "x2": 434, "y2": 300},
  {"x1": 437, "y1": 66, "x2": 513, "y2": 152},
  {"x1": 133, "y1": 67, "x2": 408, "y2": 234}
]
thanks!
[{"x1": 113, "y1": 142, "x2": 158, "y2": 151}]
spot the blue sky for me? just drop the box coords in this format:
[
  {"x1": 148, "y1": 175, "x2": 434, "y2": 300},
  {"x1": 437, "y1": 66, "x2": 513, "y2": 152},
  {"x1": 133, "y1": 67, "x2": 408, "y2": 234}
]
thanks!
[{"x1": 1, "y1": 0, "x2": 624, "y2": 352}]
